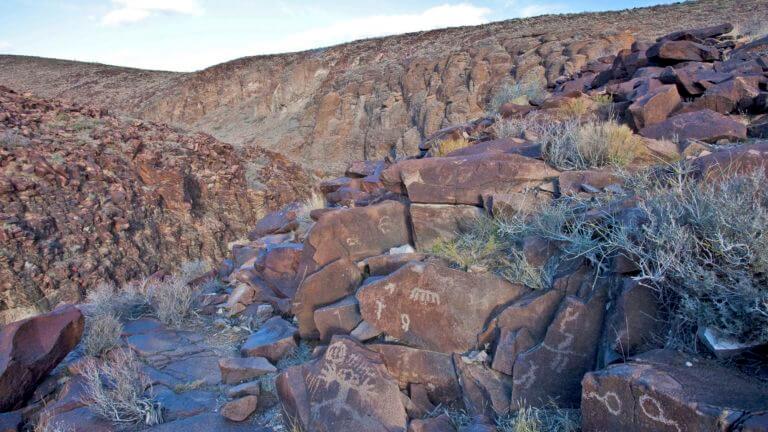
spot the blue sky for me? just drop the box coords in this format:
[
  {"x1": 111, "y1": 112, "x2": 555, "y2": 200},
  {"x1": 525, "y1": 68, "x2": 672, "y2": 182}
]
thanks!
[{"x1": 0, "y1": 0, "x2": 677, "y2": 72}]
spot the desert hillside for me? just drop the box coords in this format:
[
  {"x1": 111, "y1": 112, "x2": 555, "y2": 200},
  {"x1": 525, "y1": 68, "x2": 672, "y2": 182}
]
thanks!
[{"x1": 1, "y1": 0, "x2": 766, "y2": 172}]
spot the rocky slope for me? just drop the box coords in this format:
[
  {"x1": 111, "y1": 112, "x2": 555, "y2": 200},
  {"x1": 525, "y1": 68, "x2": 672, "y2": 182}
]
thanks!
[
  {"x1": 0, "y1": 87, "x2": 312, "y2": 323},
  {"x1": 1, "y1": 0, "x2": 766, "y2": 172}
]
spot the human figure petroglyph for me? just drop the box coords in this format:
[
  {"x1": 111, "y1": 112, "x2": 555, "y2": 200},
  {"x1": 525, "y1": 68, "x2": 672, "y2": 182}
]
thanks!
[
  {"x1": 639, "y1": 394, "x2": 682, "y2": 432},
  {"x1": 409, "y1": 288, "x2": 441, "y2": 305},
  {"x1": 377, "y1": 216, "x2": 393, "y2": 234},
  {"x1": 400, "y1": 314, "x2": 411, "y2": 332},
  {"x1": 545, "y1": 305, "x2": 581, "y2": 372},
  {"x1": 584, "y1": 390, "x2": 622, "y2": 416},
  {"x1": 376, "y1": 300, "x2": 386, "y2": 320}
]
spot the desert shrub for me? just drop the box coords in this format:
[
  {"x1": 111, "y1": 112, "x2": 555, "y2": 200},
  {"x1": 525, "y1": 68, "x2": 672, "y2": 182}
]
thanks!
[
  {"x1": 493, "y1": 112, "x2": 551, "y2": 140},
  {"x1": 489, "y1": 71, "x2": 548, "y2": 113},
  {"x1": 81, "y1": 350, "x2": 162, "y2": 426},
  {"x1": 558, "y1": 98, "x2": 591, "y2": 119},
  {"x1": 431, "y1": 215, "x2": 551, "y2": 290},
  {"x1": 146, "y1": 275, "x2": 198, "y2": 328},
  {"x1": 0, "y1": 129, "x2": 31, "y2": 148},
  {"x1": 496, "y1": 406, "x2": 581, "y2": 432},
  {"x1": 432, "y1": 138, "x2": 471, "y2": 157},
  {"x1": 33, "y1": 417, "x2": 73, "y2": 432},
  {"x1": 733, "y1": 20, "x2": 768, "y2": 42},
  {"x1": 295, "y1": 191, "x2": 325, "y2": 238},
  {"x1": 179, "y1": 259, "x2": 211, "y2": 282},
  {"x1": 608, "y1": 168, "x2": 768, "y2": 348},
  {"x1": 84, "y1": 282, "x2": 149, "y2": 320},
  {"x1": 82, "y1": 312, "x2": 123, "y2": 357},
  {"x1": 541, "y1": 119, "x2": 641, "y2": 170}
]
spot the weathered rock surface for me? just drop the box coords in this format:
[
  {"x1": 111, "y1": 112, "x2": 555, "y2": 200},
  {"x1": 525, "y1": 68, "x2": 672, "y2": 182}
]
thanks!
[
  {"x1": 0, "y1": 305, "x2": 83, "y2": 411},
  {"x1": 220, "y1": 395, "x2": 258, "y2": 422},
  {"x1": 277, "y1": 336, "x2": 408, "y2": 432},
  {"x1": 410, "y1": 204, "x2": 484, "y2": 251},
  {"x1": 358, "y1": 261, "x2": 529, "y2": 353},
  {"x1": 639, "y1": 109, "x2": 747, "y2": 142},
  {"x1": 240, "y1": 316, "x2": 298, "y2": 362},
  {"x1": 0, "y1": 87, "x2": 311, "y2": 323},
  {"x1": 218, "y1": 357, "x2": 276, "y2": 384},
  {"x1": 582, "y1": 349, "x2": 768, "y2": 431}
]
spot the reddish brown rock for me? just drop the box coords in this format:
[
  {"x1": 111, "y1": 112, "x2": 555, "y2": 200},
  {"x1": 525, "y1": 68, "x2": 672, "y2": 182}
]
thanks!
[
  {"x1": 368, "y1": 343, "x2": 461, "y2": 404},
  {"x1": 482, "y1": 191, "x2": 552, "y2": 217},
  {"x1": 0, "y1": 305, "x2": 84, "y2": 411},
  {"x1": 408, "y1": 414, "x2": 456, "y2": 432},
  {"x1": 658, "y1": 23, "x2": 734, "y2": 42},
  {"x1": 314, "y1": 296, "x2": 362, "y2": 342},
  {"x1": 346, "y1": 160, "x2": 385, "y2": 178},
  {"x1": 258, "y1": 243, "x2": 302, "y2": 298},
  {"x1": 639, "y1": 109, "x2": 747, "y2": 143},
  {"x1": 628, "y1": 84, "x2": 681, "y2": 129},
  {"x1": 221, "y1": 395, "x2": 258, "y2": 422},
  {"x1": 382, "y1": 153, "x2": 558, "y2": 205},
  {"x1": 455, "y1": 357, "x2": 513, "y2": 419},
  {"x1": 357, "y1": 261, "x2": 529, "y2": 353},
  {"x1": 240, "y1": 316, "x2": 298, "y2": 362},
  {"x1": 692, "y1": 141, "x2": 768, "y2": 181},
  {"x1": 293, "y1": 257, "x2": 362, "y2": 339},
  {"x1": 297, "y1": 200, "x2": 412, "y2": 277},
  {"x1": 558, "y1": 170, "x2": 623, "y2": 195},
  {"x1": 276, "y1": 336, "x2": 408, "y2": 432},
  {"x1": 219, "y1": 357, "x2": 276, "y2": 384},
  {"x1": 362, "y1": 253, "x2": 427, "y2": 276},
  {"x1": 599, "y1": 280, "x2": 661, "y2": 366},
  {"x1": 247, "y1": 203, "x2": 300, "y2": 240},
  {"x1": 409, "y1": 204, "x2": 484, "y2": 251},
  {"x1": 582, "y1": 349, "x2": 768, "y2": 432},
  {"x1": 647, "y1": 40, "x2": 719, "y2": 63},
  {"x1": 693, "y1": 76, "x2": 762, "y2": 114},
  {"x1": 511, "y1": 289, "x2": 607, "y2": 409}
]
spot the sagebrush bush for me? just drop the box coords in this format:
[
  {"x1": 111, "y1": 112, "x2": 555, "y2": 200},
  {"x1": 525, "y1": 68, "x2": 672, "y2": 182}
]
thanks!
[
  {"x1": 489, "y1": 71, "x2": 548, "y2": 113},
  {"x1": 432, "y1": 138, "x2": 471, "y2": 157},
  {"x1": 81, "y1": 350, "x2": 162, "y2": 426},
  {"x1": 541, "y1": 119, "x2": 641, "y2": 170},
  {"x1": 496, "y1": 406, "x2": 580, "y2": 432},
  {"x1": 146, "y1": 275, "x2": 198, "y2": 328},
  {"x1": 85, "y1": 282, "x2": 149, "y2": 320},
  {"x1": 493, "y1": 113, "x2": 550, "y2": 140},
  {"x1": 82, "y1": 312, "x2": 123, "y2": 357},
  {"x1": 611, "y1": 168, "x2": 768, "y2": 348}
]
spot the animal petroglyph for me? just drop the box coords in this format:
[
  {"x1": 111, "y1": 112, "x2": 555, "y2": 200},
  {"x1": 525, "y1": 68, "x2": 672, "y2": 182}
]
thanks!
[
  {"x1": 400, "y1": 314, "x2": 411, "y2": 332},
  {"x1": 513, "y1": 361, "x2": 538, "y2": 390},
  {"x1": 544, "y1": 305, "x2": 582, "y2": 372},
  {"x1": 345, "y1": 237, "x2": 361, "y2": 248},
  {"x1": 639, "y1": 394, "x2": 682, "y2": 432},
  {"x1": 409, "y1": 288, "x2": 441, "y2": 305},
  {"x1": 384, "y1": 283, "x2": 396, "y2": 294},
  {"x1": 376, "y1": 300, "x2": 386, "y2": 320},
  {"x1": 584, "y1": 390, "x2": 622, "y2": 416}
]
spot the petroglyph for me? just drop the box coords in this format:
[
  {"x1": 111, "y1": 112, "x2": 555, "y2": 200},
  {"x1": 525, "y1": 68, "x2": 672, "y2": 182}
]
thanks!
[
  {"x1": 639, "y1": 394, "x2": 682, "y2": 432},
  {"x1": 409, "y1": 288, "x2": 441, "y2": 305},
  {"x1": 584, "y1": 391, "x2": 622, "y2": 416},
  {"x1": 376, "y1": 300, "x2": 386, "y2": 320},
  {"x1": 345, "y1": 236, "x2": 361, "y2": 248},
  {"x1": 401, "y1": 314, "x2": 411, "y2": 332},
  {"x1": 384, "y1": 283, "x2": 396, "y2": 294},
  {"x1": 377, "y1": 216, "x2": 393, "y2": 234},
  {"x1": 513, "y1": 361, "x2": 538, "y2": 390},
  {"x1": 544, "y1": 305, "x2": 582, "y2": 372}
]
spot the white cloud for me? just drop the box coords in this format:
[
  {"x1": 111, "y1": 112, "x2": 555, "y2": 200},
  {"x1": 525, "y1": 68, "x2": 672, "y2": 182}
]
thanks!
[
  {"x1": 264, "y1": 3, "x2": 492, "y2": 54},
  {"x1": 0, "y1": 41, "x2": 11, "y2": 52},
  {"x1": 505, "y1": 0, "x2": 571, "y2": 17},
  {"x1": 102, "y1": 0, "x2": 204, "y2": 26}
]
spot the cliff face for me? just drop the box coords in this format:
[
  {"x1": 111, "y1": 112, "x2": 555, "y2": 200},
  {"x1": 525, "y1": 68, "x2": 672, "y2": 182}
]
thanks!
[
  {"x1": 0, "y1": 86, "x2": 312, "y2": 323},
  {"x1": 1, "y1": 0, "x2": 765, "y2": 172}
]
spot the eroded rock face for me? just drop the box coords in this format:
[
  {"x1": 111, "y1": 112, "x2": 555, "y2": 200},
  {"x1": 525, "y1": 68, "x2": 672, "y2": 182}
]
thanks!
[
  {"x1": 0, "y1": 305, "x2": 84, "y2": 411},
  {"x1": 581, "y1": 349, "x2": 768, "y2": 431},
  {"x1": 277, "y1": 336, "x2": 408, "y2": 432},
  {"x1": 639, "y1": 109, "x2": 747, "y2": 142},
  {"x1": 357, "y1": 261, "x2": 529, "y2": 353},
  {"x1": 409, "y1": 204, "x2": 484, "y2": 251},
  {"x1": 382, "y1": 153, "x2": 559, "y2": 205},
  {"x1": 240, "y1": 316, "x2": 298, "y2": 362}
]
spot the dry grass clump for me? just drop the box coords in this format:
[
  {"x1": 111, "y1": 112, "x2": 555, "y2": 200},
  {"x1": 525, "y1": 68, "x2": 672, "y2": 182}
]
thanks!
[
  {"x1": 82, "y1": 312, "x2": 123, "y2": 357},
  {"x1": 733, "y1": 20, "x2": 768, "y2": 42},
  {"x1": 146, "y1": 275, "x2": 198, "y2": 328},
  {"x1": 295, "y1": 191, "x2": 325, "y2": 238},
  {"x1": 430, "y1": 215, "x2": 551, "y2": 290},
  {"x1": 1, "y1": 129, "x2": 31, "y2": 148},
  {"x1": 496, "y1": 406, "x2": 580, "y2": 432},
  {"x1": 81, "y1": 350, "x2": 162, "y2": 426},
  {"x1": 84, "y1": 282, "x2": 149, "y2": 320},
  {"x1": 432, "y1": 137, "x2": 471, "y2": 156},
  {"x1": 609, "y1": 167, "x2": 768, "y2": 349},
  {"x1": 489, "y1": 71, "x2": 548, "y2": 113},
  {"x1": 541, "y1": 119, "x2": 642, "y2": 170},
  {"x1": 493, "y1": 112, "x2": 551, "y2": 140}
]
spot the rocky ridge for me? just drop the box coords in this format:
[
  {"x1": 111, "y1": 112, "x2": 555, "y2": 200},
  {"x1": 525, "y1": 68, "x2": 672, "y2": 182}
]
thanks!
[{"x1": 1, "y1": 0, "x2": 767, "y2": 172}]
